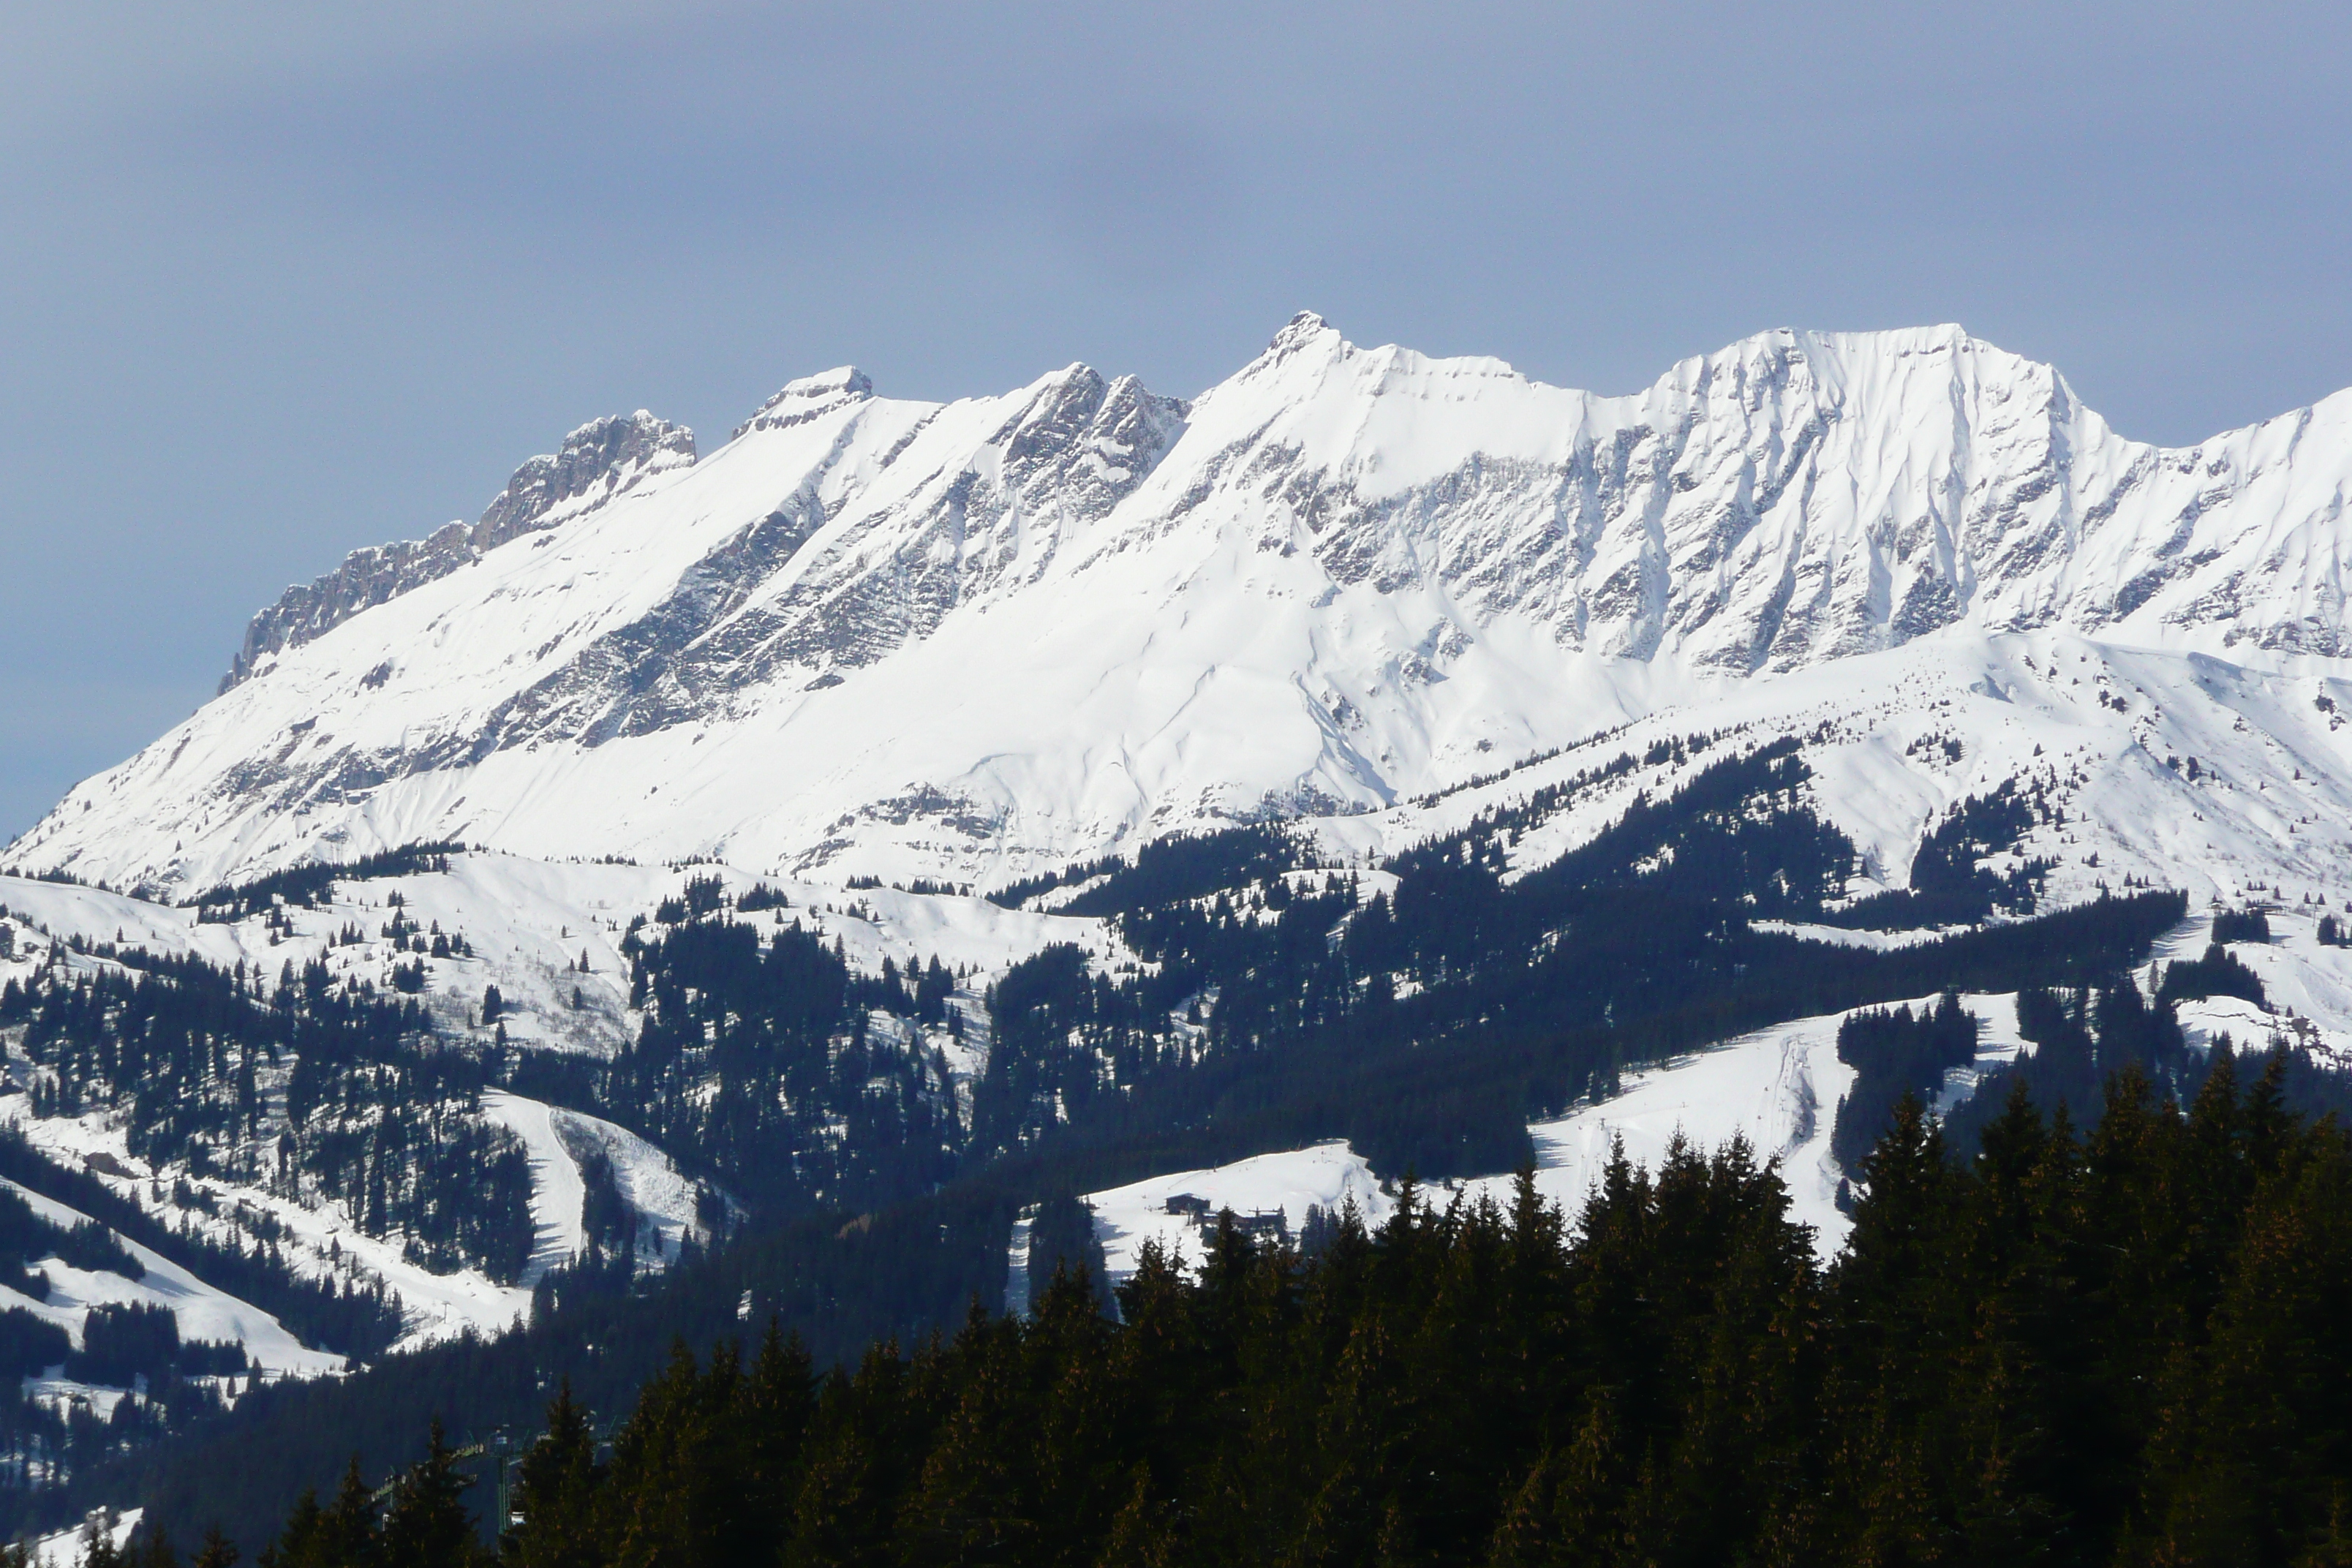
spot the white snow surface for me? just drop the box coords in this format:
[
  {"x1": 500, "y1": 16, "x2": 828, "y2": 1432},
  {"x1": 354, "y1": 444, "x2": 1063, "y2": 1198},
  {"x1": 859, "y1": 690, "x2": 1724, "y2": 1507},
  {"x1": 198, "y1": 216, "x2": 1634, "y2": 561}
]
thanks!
[
  {"x1": 2160, "y1": 907, "x2": 2352, "y2": 1063},
  {"x1": 25, "y1": 1508, "x2": 140, "y2": 1567},
  {"x1": 1458, "y1": 992, "x2": 2036, "y2": 1258},
  {"x1": 1085, "y1": 1143, "x2": 1393, "y2": 1289},
  {"x1": 0, "y1": 1094, "x2": 535, "y2": 1358},
  {"x1": 549, "y1": 1101, "x2": 713, "y2": 1266},
  {"x1": 1085, "y1": 992, "x2": 2045, "y2": 1273},
  {"x1": 480, "y1": 1090, "x2": 714, "y2": 1280},
  {"x1": 0, "y1": 1176, "x2": 342, "y2": 1378},
  {"x1": 0, "y1": 855, "x2": 1104, "y2": 1058},
  {"x1": 480, "y1": 1091, "x2": 588, "y2": 1286},
  {"x1": 16, "y1": 319, "x2": 2352, "y2": 905}
]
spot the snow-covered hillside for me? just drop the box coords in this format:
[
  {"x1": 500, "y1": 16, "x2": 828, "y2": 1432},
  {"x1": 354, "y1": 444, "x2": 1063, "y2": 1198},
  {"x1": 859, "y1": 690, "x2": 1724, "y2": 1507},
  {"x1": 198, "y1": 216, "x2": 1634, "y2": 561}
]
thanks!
[
  {"x1": 0, "y1": 875, "x2": 758, "y2": 1360},
  {"x1": 1081, "y1": 929, "x2": 2352, "y2": 1278},
  {"x1": 15, "y1": 320, "x2": 2352, "y2": 902},
  {"x1": 0, "y1": 848, "x2": 1110, "y2": 1369},
  {"x1": 8, "y1": 312, "x2": 2352, "y2": 1380}
]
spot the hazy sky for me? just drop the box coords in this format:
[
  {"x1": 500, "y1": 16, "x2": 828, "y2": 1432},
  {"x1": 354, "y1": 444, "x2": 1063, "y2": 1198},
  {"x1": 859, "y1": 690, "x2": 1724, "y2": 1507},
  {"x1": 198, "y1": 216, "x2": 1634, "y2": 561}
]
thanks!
[{"x1": 4, "y1": 1, "x2": 2349, "y2": 843}]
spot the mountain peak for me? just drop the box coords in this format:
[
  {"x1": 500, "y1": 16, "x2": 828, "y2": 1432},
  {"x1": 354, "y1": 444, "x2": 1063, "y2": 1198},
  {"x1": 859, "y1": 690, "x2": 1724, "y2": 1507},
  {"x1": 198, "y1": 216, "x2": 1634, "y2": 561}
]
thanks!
[
  {"x1": 734, "y1": 366, "x2": 876, "y2": 440},
  {"x1": 474, "y1": 410, "x2": 696, "y2": 553},
  {"x1": 1267, "y1": 310, "x2": 1340, "y2": 355}
]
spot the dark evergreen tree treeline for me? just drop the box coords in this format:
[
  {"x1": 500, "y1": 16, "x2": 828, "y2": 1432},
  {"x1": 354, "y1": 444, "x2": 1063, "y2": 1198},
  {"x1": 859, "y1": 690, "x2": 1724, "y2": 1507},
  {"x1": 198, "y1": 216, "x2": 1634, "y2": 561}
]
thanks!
[
  {"x1": 1831, "y1": 994, "x2": 1979, "y2": 1169},
  {"x1": 0, "y1": 946, "x2": 534, "y2": 1287},
  {"x1": 209, "y1": 1051, "x2": 2352, "y2": 1568},
  {"x1": 962, "y1": 738, "x2": 2183, "y2": 1180},
  {"x1": 0, "y1": 1130, "x2": 400, "y2": 1362},
  {"x1": 603, "y1": 918, "x2": 960, "y2": 1213},
  {"x1": 1823, "y1": 778, "x2": 2056, "y2": 928},
  {"x1": 189, "y1": 842, "x2": 464, "y2": 924}
]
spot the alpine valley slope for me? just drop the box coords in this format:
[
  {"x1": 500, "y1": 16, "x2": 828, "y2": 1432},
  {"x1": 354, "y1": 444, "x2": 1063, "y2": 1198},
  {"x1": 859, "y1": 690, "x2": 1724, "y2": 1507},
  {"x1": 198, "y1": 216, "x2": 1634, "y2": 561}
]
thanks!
[{"x1": 13, "y1": 315, "x2": 2352, "y2": 900}]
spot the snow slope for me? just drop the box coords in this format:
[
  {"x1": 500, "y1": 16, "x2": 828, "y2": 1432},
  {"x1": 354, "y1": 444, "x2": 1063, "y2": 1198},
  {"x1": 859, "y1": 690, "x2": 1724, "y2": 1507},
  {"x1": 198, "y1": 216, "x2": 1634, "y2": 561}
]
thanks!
[
  {"x1": 16, "y1": 320, "x2": 2352, "y2": 902},
  {"x1": 26, "y1": 1508, "x2": 140, "y2": 1567},
  {"x1": 0, "y1": 1097, "x2": 534, "y2": 1357},
  {"x1": 480, "y1": 1090, "x2": 719, "y2": 1281},
  {"x1": 1455, "y1": 990, "x2": 2036, "y2": 1256},
  {"x1": 1, "y1": 853, "x2": 1101, "y2": 1059},
  {"x1": 0, "y1": 1174, "x2": 342, "y2": 1379},
  {"x1": 1084, "y1": 1142, "x2": 1394, "y2": 1288},
  {"x1": 1084, "y1": 991, "x2": 2043, "y2": 1270},
  {"x1": 479, "y1": 1092, "x2": 587, "y2": 1287},
  {"x1": 548, "y1": 1101, "x2": 714, "y2": 1267}
]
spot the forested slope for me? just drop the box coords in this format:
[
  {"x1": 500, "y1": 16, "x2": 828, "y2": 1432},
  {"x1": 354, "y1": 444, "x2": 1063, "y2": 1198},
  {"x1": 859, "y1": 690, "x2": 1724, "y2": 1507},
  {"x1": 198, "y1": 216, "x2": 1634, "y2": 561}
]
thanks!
[{"x1": 134, "y1": 1048, "x2": 2352, "y2": 1568}]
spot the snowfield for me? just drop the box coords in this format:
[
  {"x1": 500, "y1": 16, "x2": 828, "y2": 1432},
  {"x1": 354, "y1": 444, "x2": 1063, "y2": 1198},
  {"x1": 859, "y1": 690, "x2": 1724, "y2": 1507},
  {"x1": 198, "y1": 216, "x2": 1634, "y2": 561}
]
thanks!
[
  {"x1": 547, "y1": 1101, "x2": 714, "y2": 1266},
  {"x1": 1082, "y1": 1143, "x2": 1394, "y2": 1289},
  {"x1": 0, "y1": 1096, "x2": 535, "y2": 1357},
  {"x1": 479, "y1": 1092, "x2": 588, "y2": 1286},
  {"x1": 0, "y1": 1177, "x2": 342, "y2": 1379},
  {"x1": 1081, "y1": 988, "x2": 2075, "y2": 1271},
  {"x1": 480, "y1": 1090, "x2": 717, "y2": 1281},
  {"x1": 1075, "y1": 909, "x2": 2352, "y2": 1275},
  {"x1": 26, "y1": 1508, "x2": 140, "y2": 1568}
]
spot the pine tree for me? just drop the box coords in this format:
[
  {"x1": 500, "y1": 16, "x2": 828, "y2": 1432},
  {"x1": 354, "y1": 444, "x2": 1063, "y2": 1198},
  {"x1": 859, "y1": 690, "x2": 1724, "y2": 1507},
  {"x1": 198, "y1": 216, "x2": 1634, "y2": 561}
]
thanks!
[
  {"x1": 734, "y1": 1323, "x2": 816, "y2": 1562},
  {"x1": 269, "y1": 1459, "x2": 383, "y2": 1568},
  {"x1": 502, "y1": 1381, "x2": 603, "y2": 1568},
  {"x1": 380, "y1": 1420, "x2": 482, "y2": 1567},
  {"x1": 604, "y1": 1340, "x2": 741, "y2": 1568}
]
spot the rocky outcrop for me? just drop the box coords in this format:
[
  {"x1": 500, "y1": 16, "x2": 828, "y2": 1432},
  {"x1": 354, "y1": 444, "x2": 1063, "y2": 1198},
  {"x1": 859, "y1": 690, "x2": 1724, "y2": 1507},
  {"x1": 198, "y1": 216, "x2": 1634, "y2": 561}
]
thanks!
[
  {"x1": 222, "y1": 412, "x2": 695, "y2": 690},
  {"x1": 472, "y1": 411, "x2": 697, "y2": 553}
]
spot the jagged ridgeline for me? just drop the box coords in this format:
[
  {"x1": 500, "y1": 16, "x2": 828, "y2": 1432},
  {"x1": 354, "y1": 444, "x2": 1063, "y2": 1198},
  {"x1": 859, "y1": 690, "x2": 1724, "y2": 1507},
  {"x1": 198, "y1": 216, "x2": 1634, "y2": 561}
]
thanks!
[{"x1": 28, "y1": 321, "x2": 2352, "y2": 905}]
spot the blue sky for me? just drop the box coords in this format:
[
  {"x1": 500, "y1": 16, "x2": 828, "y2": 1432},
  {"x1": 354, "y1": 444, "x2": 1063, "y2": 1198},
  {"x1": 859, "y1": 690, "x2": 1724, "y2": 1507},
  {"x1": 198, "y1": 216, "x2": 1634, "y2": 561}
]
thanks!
[{"x1": 4, "y1": 1, "x2": 2348, "y2": 842}]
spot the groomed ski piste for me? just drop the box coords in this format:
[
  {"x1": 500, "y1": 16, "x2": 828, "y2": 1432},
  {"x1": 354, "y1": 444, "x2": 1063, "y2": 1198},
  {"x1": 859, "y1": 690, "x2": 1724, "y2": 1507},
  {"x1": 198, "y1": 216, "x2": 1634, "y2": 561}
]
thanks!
[{"x1": 480, "y1": 1090, "x2": 715, "y2": 1278}]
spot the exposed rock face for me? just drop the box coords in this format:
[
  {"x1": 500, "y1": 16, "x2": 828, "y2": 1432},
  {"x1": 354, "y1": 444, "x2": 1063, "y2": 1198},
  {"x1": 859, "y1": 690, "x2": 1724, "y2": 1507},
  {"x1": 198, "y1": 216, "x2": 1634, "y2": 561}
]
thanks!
[
  {"x1": 23, "y1": 317, "x2": 2352, "y2": 896},
  {"x1": 221, "y1": 412, "x2": 695, "y2": 690},
  {"x1": 218, "y1": 522, "x2": 480, "y2": 693},
  {"x1": 1202, "y1": 317, "x2": 2350, "y2": 671},
  {"x1": 473, "y1": 410, "x2": 698, "y2": 552}
]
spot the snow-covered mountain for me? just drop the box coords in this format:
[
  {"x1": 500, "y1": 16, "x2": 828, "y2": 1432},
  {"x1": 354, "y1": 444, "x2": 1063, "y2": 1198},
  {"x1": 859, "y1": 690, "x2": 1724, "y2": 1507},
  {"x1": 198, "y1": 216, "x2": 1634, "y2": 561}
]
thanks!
[
  {"x1": 12, "y1": 313, "x2": 2352, "y2": 1511},
  {"x1": 12, "y1": 317, "x2": 2352, "y2": 899}
]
